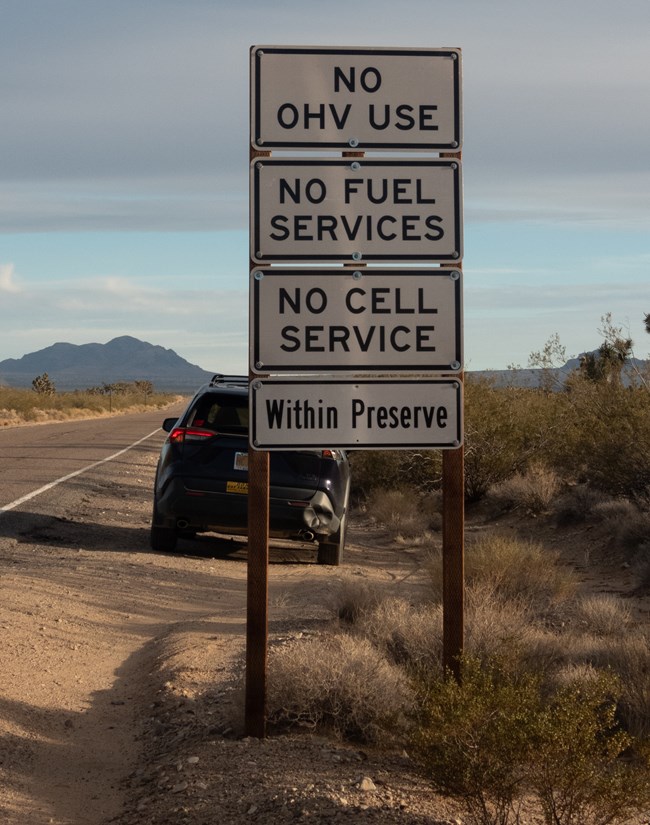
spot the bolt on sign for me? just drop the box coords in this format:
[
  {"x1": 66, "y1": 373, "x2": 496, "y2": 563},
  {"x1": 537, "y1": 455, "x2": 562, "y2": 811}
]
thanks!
[
  {"x1": 251, "y1": 157, "x2": 462, "y2": 263},
  {"x1": 250, "y1": 378, "x2": 463, "y2": 450},
  {"x1": 250, "y1": 268, "x2": 463, "y2": 374},
  {"x1": 251, "y1": 46, "x2": 462, "y2": 151}
]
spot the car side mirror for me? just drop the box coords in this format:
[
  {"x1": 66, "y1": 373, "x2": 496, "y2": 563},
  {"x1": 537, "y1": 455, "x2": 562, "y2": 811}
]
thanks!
[{"x1": 162, "y1": 417, "x2": 178, "y2": 433}]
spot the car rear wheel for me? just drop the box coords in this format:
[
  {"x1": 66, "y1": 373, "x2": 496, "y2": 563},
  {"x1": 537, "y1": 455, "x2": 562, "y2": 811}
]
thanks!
[
  {"x1": 317, "y1": 513, "x2": 346, "y2": 566},
  {"x1": 150, "y1": 503, "x2": 178, "y2": 553}
]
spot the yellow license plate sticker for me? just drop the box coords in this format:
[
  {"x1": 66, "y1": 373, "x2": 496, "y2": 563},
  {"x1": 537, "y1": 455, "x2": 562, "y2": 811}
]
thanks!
[{"x1": 226, "y1": 480, "x2": 249, "y2": 494}]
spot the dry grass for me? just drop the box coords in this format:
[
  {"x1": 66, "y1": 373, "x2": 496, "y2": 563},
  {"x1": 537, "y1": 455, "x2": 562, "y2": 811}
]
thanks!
[
  {"x1": 572, "y1": 594, "x2": 632, "y2": 636},
  {"x1": 0, "y1": 387, "x2": 179, "y2": 426},
  {"x1": 586, "y1": 633, "x2": 650, "y2": 740},
  {"x1": 269, "y1": 518, "x2": 650, "y2": 784},
  {"x1": 486, "y1": 464, "x2": 562, "y2": 516},
  {"x1": 330, "y1": 577, "x2": 385, "y2": 624},
  {"x1": 366, "y1": 488, "x2": 432, "y2": 539},
  {"x1": 553, "y1": 485, "x2": 609, "y2": 525},
  {"x1": 267, "y1": 633, "x2": 414, "y2": 743},
  {"x1": 426, "y1": 533, "x2": 577, "y2": 612},
  {"x1": 591, "y1": 497, "x2": 639, "y2": 523},
  {"x1": 464, "y1": 582, "x2": 566, "y2": 671},
  {"x1": 353, "y1": 597, "x2": 443, "y2": 672},
  {"x1": 612, "y1": 511, "x2": 650, "y2": 557}
]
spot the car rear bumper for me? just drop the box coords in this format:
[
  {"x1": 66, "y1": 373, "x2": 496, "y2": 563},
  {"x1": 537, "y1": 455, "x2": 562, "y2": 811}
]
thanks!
[{"x1": 154, "y1": 477, "x2": 341, "y2": 539}]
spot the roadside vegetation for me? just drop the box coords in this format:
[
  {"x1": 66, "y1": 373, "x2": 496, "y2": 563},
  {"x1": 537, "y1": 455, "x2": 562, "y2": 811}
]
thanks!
[
  {"x1": 265, "y1": 316, "x2": 650, "y2": 824},
  {"x1": 0, "y1": 378, "x2": 179, "y2": 426}
]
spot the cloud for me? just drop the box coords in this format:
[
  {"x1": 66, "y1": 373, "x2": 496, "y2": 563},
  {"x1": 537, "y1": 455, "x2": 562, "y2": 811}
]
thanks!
[
  {"x1": 0, "y1": 264, "x2": 21, "y2": 293},
  {"x1": 0, "y1": 272, "x2": 249, "y2": 371}
]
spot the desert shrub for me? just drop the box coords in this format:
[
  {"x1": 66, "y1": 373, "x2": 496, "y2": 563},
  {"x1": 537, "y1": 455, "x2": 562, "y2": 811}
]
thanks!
[
  {"x1": 556, "y1": 631, "x2": 650, "y2": 740},
  {"x1": 266, "y1": 633, "x2": 414, "y2": 743},
  {"x1": 463, "y1": 379, "x2": 563, "y2": 503},
  {"x1": 349, "y1": 449, "x2": 442, "y2": 501},
  {"x1": 331, "y1": 576, "x2": 386, "y2": 625},
  {"x1": 531, "y1": 672, "x2": 650, "y2": 825},
  {"x1": 0, "y1": 385, "x2": 174, "y2": 424},
  {"x1": 591, "y1": 496, "x2": 639, "y2": 524},
  {"x1": 549, "y1": 661, "x2": 603, "y2": 690},
  {"x1": 411, "y1": 659, "x2": 650, "y2": 825},
  {"x1": 572, "y1": 594, "x2": 632, "y2": 637},
  {"x1": 411, "y1": 656, "x2": 541, "y2": 825},
  {"x1": 367, "y1": 487, "x2": 431, "y2": 539},
  {"x1": 586, "y1": 633, "x2": 650, "y2": 740},
  {"x1": 550, "y1": 380, "x2": 650, "y2": 496},
  {"x1": 464, "y1": 583, "x2": 566, "y2": 671},
  {"x1": 553, "y1": 485, "x2": 608, "y2": 525},
  {"x1": 353, "y1": 597, "x2": 443, "y2": 672},
  {"x1": 611, "y1": 509, "x2": 650, "y2": 558},
  {"x1": 487, "y1": 464, "x2": 561, "y2": 516},
  {"x1": 426, "y1": 534, "x2": 576, "y2": 612}
]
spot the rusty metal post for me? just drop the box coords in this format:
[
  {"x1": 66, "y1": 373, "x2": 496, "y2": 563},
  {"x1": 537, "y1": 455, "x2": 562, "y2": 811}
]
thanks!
[
  {"x1": 442, "y1": 442, "x2": 464, "y2": 681},
  {"x1": 245, "y1": 439, "x2": 269, "y2": 737},
  {"x1": 441, "y1": 146, "x2": 464, "y2": 682},
  {"x1": 245, "y1": 144, "x2": 271, "y2": 738}
]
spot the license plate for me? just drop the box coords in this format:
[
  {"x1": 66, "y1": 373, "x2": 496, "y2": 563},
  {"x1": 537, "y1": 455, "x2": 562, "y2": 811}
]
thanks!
[
  {"x1": 234, "y1": 451, "x2": 248, "y2": 471},
  {"x1": 226, "y1": 480, "x2": 249, "y2": 495}
]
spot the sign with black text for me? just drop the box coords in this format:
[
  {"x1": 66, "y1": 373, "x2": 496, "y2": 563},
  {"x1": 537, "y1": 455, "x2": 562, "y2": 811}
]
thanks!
[
  {"x1": 251, "y1": 158, "x2": 462, "y2": 263},
  {"x1": 250, "y1": 378, "x2": 463, "y2": 449},
  {"x1": 251, "y1": 46, "x2": 462, "y2": 151},
  {"x1": 250, "y1": 268, "x2": 462, "y2": 373}
]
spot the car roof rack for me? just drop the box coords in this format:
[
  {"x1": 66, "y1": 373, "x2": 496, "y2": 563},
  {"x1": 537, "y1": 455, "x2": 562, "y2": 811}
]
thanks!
[{"x1": 209, "y1": 374, "x2": 249, "y2": 387}]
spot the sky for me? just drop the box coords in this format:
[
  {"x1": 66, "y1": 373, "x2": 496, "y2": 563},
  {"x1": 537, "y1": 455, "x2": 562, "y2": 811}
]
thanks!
[{"x1": 1, "y1": 0, "x2": 649, "y2": 375}]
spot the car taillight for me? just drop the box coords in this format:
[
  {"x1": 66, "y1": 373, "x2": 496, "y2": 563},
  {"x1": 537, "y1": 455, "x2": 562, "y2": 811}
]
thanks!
[
  {"x1": 321, "y1": 449, "x2": 340, "y2": 459},
  {"x1": 168, "y1": 427, "x2": 215, "y2": 444}
]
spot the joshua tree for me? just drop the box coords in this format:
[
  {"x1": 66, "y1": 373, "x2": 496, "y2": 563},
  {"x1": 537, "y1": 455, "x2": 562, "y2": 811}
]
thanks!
[{"x1": 32, "y1": 373, "x2": 56, "y2": 395}]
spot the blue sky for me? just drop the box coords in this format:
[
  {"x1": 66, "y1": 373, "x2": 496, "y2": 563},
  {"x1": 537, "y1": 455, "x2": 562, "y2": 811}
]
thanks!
[{"x1": 1, "y1": 0, "x2": 648, "y2": 374}]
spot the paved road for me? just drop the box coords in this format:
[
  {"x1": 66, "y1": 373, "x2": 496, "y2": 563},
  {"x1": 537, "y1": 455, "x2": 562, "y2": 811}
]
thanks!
[{"x1": 0, "y1": 406, "x2": 184, "y2": 512}]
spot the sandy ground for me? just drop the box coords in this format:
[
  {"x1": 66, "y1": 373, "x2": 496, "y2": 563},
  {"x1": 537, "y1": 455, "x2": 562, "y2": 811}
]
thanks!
[{"x1": 1, "y1": 429, "x2": 649, "y2": 824}]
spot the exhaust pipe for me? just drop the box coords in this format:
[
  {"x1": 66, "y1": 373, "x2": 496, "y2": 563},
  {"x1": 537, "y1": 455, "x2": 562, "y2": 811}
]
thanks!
[
  {"x1": 300, "y1": 530, "x2": 315, "y2": 542},
  {"x1": 176, "y1": 518, "x2": 190, "y2": 530}
]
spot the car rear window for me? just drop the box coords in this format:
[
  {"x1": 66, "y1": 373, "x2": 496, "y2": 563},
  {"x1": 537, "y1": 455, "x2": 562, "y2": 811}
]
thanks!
[{"x1": 188, "y1": 394, "x2": 249, "y2": 435}]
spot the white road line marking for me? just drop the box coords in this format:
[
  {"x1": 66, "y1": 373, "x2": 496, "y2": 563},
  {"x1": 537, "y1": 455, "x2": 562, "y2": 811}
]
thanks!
[{"x1": 0, "y1": 428, "x2": 161, "y2": 515}]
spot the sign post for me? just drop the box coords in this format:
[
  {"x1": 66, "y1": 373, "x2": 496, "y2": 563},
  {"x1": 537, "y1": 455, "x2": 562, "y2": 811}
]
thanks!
[{"x1": 247, "y1": 46, "x2": 464, "y2": 735}]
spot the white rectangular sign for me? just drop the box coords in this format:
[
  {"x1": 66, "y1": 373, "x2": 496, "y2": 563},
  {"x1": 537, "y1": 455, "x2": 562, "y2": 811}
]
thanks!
[
  {"x1": 251, "y1": 158, "x2": 463, "y2": 263},
  {"x1": 250, "y1": 378, "x2": 463, "y2": 450},
  {"x1": 251, "y1": 46, "x2": 462, "y2": 151},
  {"x1": 250, "y1": 268, "x2": 463, "y2": 373}
]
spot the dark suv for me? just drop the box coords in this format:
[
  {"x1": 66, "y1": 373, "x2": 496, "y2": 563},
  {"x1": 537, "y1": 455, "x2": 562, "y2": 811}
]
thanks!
[{"x1": 150, "y1": 375, "x2": 350, "y2": 565}]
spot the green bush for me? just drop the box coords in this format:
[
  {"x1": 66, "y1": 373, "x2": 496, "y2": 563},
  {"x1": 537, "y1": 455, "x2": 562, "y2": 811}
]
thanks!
[
  {"x1": 349, "y1": 449, "x2": 441, "y2": 501},
  {"x1": 547, "y1": 379, "x2": 650, "y2": 496},
  {"x1": 411, "y1": 660, "x2": 650, "y2": 825},
  {"x1": 463, "y1": 378, "x2": 560, "y2": 502},
  {"x1": 531, "y1": 672, "x2": 650, "y2": 825},
  {"x1": 411, "y1": 657, "x2": 540, "y2": 825}
]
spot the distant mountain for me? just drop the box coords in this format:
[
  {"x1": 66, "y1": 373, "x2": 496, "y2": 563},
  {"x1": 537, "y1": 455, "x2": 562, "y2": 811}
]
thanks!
[
  {"x1": 473, "y1": 356, "x2": 648, "y2": 389},
  {"x1": 0, "y1": 336, "x2": 215, "y2": 392}
]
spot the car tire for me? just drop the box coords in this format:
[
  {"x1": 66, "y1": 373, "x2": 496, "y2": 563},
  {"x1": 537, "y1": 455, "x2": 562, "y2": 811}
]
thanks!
[
  {"x1": 150, "y1": 502, "x2": 178, "y2": 553},
  {"x1": 317, "y1": 513, "x2": 346, "y2": 566},
  {"x1": 150, "y1": 524, "x2": 178, "y2": 553}
]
